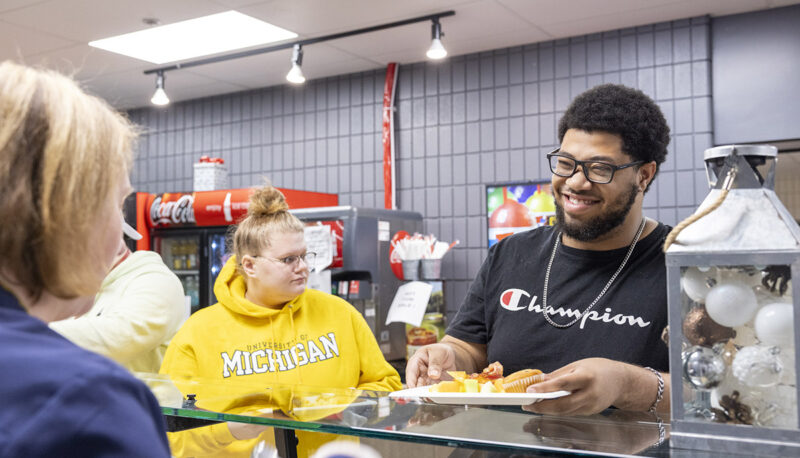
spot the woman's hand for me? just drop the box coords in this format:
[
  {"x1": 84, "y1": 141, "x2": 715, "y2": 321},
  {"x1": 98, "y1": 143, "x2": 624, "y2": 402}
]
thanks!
[{"x1": 228, "y1": 421, "x2": 269, "y2": 440}]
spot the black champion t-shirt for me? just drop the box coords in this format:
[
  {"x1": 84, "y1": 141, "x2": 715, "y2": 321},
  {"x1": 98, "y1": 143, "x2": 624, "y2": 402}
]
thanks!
[{"x1": 447, "y1": 223, "x2": 671, "y2": 374}]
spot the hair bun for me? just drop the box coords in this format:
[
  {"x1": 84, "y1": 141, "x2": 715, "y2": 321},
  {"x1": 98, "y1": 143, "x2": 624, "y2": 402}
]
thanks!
[{"x1": 248, "y1": 184, "x2": 288, "y2": 218}]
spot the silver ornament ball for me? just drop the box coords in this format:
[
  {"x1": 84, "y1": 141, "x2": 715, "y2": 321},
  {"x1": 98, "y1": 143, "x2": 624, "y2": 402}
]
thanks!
[{"x1": 683, "y1": 345, "x2": 727, "y2": 390}]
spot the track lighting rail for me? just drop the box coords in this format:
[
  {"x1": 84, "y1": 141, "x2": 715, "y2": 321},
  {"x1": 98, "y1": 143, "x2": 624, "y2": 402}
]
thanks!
[{"x1": 143, "y1": 10, "x2": 455, "y2": 76}]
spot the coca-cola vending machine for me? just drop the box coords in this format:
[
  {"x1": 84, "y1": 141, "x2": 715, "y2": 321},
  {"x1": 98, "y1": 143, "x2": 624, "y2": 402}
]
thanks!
[{"x1": 124, "y1": 188, "x2": 338, "y2": 315}]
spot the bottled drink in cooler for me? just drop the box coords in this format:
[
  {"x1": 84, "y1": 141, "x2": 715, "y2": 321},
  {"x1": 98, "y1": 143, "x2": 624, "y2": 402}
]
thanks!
[
  {"x1": 186, "y1": 276, "x2": 199, "y2": 308},
  {"x1": 179, "y1": 241, "x2": 189, "y2": 270},
  {"x1": 172, "y1": 241, "x2": 183, "y2": 270},
  {"x1": 187, "y1": 242, "x2": 197, "y2": 269}
]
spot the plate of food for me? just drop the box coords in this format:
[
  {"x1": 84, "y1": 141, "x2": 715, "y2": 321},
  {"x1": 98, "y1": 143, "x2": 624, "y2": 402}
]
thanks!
[
  {"x1": 390, "y1": 386, "x2": 571, "y2": 406},
  {"x1": 390, "y1": 362, "x2": 570, "y2": 406}
]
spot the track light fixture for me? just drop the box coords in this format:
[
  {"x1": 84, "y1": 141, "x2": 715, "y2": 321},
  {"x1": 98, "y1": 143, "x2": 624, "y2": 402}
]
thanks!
[
  {"x1": 144, "y1": 11, "x2": 454, "y2": 96},
  {"x1": 286, "y1": 44, "x2": 306, "y2": 84},
  {"x1": 426, "y1": 19, "x2": 447, "y2": 60},
  {"x1": 150, "y1": 71, "x2": 170, "y2": 106}
]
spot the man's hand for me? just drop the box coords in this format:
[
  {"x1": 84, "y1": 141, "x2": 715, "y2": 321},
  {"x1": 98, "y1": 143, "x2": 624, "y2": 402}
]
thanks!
[
  {"x1": 405, "y1": 343, "x2": 457, "y2": 388},
  {"x1": 406, "y1": 336, "x2": 488, "y2": 388},
  {"x1": 522, "y1": 358, "x2": 628, "y2": 416}
]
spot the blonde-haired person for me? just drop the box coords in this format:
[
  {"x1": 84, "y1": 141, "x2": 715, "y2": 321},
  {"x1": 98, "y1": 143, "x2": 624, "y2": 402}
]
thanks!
[
  {"x1": 0, "y1": 61, "x2": 170, "y2": 457},
  {"x1": 160, "y1": 183, "x2": 401, "y2": 458}
]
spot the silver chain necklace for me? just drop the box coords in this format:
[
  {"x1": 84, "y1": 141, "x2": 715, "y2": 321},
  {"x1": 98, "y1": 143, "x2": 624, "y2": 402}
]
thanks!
[{"x1": 542, "y1": 218, "x2": 647, "y2": 328}]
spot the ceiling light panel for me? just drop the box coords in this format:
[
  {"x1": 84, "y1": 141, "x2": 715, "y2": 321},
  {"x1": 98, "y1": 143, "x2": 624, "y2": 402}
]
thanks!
[{"x1": 89, "y1": 11, "x2": 297, "y2": 64}]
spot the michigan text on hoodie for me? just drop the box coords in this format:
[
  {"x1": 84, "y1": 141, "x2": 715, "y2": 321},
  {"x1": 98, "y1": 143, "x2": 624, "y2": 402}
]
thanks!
[{"x1": 221, "y1": 332, "x2": 339, "y2": 377}]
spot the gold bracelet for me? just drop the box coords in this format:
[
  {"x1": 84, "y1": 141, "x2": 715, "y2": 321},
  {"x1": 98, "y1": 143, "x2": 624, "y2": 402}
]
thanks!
[{"x1": 644, "y1": 367, "x2": 664, "y2": 414}]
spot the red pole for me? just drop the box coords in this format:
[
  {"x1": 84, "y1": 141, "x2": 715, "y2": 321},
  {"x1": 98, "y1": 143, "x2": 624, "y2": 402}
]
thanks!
[{"x1": 382, "y1": 63, "x2": 398, "y2": 209}]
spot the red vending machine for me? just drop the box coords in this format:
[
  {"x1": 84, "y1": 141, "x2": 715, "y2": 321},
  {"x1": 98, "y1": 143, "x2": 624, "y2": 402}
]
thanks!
[{"x1": 124, "y1": 188, "x2": 338, "y2": 314}]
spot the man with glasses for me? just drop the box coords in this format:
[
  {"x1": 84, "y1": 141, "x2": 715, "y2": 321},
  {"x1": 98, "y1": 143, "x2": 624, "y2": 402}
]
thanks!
[{"x1": 408, "y1": 84, "x2": 672, "y2": 416}]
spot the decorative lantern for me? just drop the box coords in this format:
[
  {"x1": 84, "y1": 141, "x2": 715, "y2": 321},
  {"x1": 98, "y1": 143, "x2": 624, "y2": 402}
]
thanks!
[{"x1": 665, "y1": 145, "x2": 800, "y2": 453}]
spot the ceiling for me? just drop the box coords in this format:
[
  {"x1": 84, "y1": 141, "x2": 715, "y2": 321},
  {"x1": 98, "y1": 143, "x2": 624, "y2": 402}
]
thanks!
[{"x1": 2, "y1": 0, "x2": 798, "y2": 110}]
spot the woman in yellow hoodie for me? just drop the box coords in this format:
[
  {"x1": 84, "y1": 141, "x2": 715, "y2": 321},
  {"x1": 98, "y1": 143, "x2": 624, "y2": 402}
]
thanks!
[{"x1": 160, "y1": 183, "x2": 401, "y2": 457}]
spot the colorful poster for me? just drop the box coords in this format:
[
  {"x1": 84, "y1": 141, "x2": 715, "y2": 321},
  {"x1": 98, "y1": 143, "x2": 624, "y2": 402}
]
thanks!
[{"x1": 487, "y1": 182, "x2": 556, "y2": 247}]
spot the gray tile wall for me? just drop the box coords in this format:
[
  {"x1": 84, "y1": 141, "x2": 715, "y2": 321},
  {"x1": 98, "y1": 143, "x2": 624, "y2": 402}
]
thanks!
[{"x1": 129, "y1": 16, "x2": 712, "y2": 322}]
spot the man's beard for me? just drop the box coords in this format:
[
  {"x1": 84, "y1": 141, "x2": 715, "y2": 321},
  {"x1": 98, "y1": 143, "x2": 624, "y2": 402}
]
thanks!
[{"x1": 553, "y1": 183, "x2": 639, "y2": 242}]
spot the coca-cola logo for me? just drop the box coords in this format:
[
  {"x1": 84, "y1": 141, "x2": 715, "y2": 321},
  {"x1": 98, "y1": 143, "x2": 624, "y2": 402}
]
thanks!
[{"x1": 150, "y1": 194, "x2": 196, "y2": 226}]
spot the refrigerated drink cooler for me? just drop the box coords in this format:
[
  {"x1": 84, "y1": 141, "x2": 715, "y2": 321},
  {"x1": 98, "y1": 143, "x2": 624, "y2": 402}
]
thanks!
[
  {"x1": 125, "y1": 188, "x2": 339, "y2": 315},
  {"x1": 151, "y1": 229, "x2": 228, "y2": 315},
  {"x1": 291, "y1": 206, "x2": 423, "y2": 361}
]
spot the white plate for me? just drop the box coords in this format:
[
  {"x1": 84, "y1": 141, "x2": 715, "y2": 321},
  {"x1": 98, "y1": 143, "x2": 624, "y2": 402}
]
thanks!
[{"x1": 389, "y1": 386, "x2": 571, "y2": 406}]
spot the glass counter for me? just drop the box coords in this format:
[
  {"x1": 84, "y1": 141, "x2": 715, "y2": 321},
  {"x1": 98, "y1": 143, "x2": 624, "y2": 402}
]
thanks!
[{"x1": 136, "y1": 372, "x2": 679, "y2": 457}]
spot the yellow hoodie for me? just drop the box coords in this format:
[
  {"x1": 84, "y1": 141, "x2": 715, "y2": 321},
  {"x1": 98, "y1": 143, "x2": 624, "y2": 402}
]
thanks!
[{"x1": 160, "y1": 256, "x2": 401, "y2": 457}]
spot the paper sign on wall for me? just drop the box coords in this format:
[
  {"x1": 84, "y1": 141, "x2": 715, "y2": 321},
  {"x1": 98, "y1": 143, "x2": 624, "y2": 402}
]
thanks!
[
  {"x1": 303, "y1": 225, "x2": 333, "y2": 271},
  {"x1": 378, "y1": 220, "x2": 391, "y2": 241},
  {"x1": 386, "y1": 281, "x2": 433, "y2": 327},
  {"x1": 307, "y1": 269, "x2": 332, "y2": 295}
]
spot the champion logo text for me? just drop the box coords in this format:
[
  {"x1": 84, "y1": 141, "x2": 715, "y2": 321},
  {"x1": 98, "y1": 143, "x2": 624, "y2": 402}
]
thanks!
[{"x1": 499, "y1": 288, "x2": 651, "y2": 330}]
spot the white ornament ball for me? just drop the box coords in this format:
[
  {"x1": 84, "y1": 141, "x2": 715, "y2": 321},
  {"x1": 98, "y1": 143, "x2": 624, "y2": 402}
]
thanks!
[
  {"x1": 682, "y1": 267, "x2": 714, "y2": 303},
  {"x1": 755, "y1": 303, "x2": 795, "y2": 348},
  {"x1": 732, "y1": 345, "x2": 783, "y2": 388},
  {"x1": 705, "y1": 281, "x2": 758, "y2": 327}
]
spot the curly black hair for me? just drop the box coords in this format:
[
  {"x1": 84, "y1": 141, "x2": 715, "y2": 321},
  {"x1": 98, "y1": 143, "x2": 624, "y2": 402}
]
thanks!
[{"x1": 557, "y1": 84, "x2": 670, "y2": 192}]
